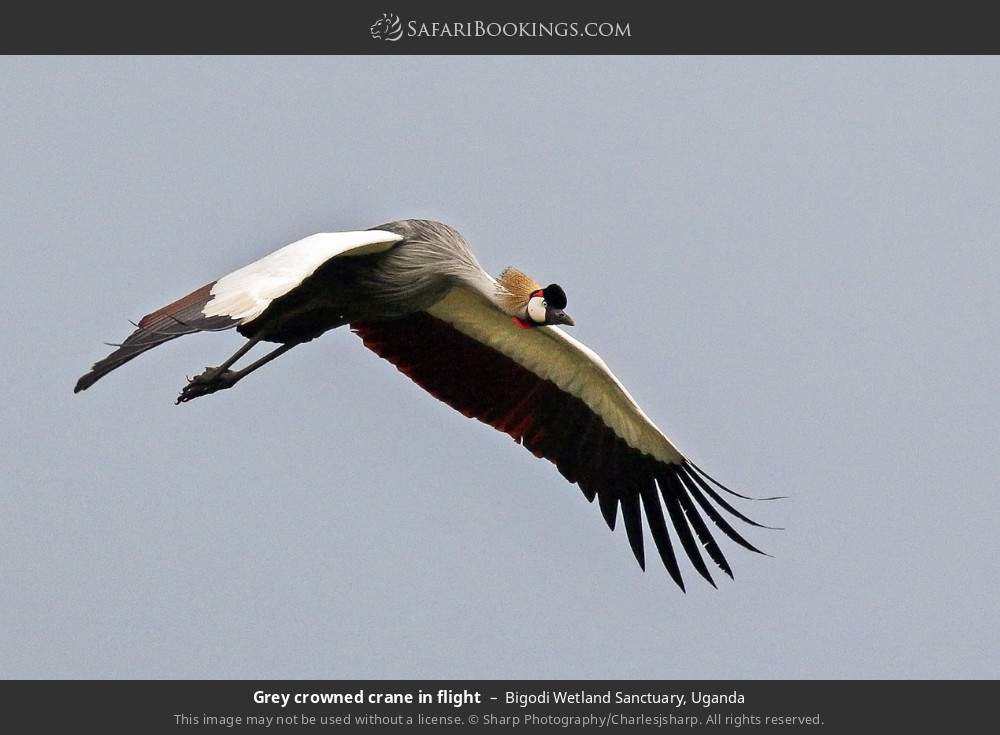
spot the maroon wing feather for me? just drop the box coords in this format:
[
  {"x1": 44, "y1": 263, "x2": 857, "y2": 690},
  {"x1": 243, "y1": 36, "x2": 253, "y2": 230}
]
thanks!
[{"x1": 74, "y1": 282, "x2": 236, "y2": 393}]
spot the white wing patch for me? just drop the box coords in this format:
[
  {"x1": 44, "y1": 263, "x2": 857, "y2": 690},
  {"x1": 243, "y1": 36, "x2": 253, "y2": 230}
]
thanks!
[
  {"x1": 426, "y1": 287, "x2": 684, "y2": 465},
  {"x1": 203, "y1": 230, "x2": 402, "y2": 323}
]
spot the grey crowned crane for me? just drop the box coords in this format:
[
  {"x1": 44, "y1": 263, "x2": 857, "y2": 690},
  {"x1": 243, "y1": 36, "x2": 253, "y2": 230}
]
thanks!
[{"x1": 75, "y1": 219, "x2": 778, "y2": 589}]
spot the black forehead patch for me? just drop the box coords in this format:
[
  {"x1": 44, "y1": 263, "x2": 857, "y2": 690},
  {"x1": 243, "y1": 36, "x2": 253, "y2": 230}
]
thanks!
[{"x1": 543, "y1": 283, "x2": 567, "y2": 309}]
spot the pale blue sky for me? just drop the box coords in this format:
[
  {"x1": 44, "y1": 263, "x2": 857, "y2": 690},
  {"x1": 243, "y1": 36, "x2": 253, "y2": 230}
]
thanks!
[{"x1": 1, "y1": 56, "x2": 997, "y2": 678}]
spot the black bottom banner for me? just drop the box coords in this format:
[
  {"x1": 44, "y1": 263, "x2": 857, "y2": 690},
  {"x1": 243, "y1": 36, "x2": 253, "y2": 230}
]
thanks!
[{"x1": 1, "y1": 680, "x2": 994, "y2": 732}]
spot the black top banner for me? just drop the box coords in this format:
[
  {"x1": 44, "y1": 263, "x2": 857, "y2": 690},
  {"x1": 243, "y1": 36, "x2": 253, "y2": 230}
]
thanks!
[{"x1": 3, "y1": 0, "x2": 999, "y2": 54}]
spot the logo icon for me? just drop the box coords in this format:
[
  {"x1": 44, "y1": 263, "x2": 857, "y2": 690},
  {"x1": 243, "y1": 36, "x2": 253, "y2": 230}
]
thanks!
[{"x1": 370, "y1": 13, "x2": 403, "y2": 41}]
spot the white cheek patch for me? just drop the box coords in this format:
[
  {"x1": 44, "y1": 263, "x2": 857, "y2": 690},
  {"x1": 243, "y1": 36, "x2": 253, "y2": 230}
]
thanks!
[{"x1": 526, "y1": 295, "x2": 547, "y2": 324}]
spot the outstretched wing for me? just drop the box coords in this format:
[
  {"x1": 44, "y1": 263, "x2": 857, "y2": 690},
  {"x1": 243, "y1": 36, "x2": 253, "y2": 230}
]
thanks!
[
  {"x1": 75, "y1": 230, "x2": 403, "y2": 392},
  {"x1": 352, "y1": 286, "x2": 775, "y2": 590}
]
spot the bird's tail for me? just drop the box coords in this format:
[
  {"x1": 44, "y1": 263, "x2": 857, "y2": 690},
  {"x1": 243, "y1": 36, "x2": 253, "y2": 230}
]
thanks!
[{"x1": 74, "y1": 282, "x2": 236, "y2": 393}]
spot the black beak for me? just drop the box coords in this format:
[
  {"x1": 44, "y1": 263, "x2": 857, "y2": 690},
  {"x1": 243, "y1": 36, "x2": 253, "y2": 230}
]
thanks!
[{"x1": 547, "y1": 309, "x2": 575, "y2": 327}]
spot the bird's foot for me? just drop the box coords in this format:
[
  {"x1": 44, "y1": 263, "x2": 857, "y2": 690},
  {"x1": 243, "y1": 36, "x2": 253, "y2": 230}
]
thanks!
[{"x1": 176, "y1": 367, "x2": 239, "y2": 404}]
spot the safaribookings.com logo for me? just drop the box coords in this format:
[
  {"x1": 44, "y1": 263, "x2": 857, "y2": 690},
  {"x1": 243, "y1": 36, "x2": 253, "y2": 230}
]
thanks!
[
  {"x1": 370, "y1": 13, "x2": 631, "y2": 42},
  {"x1": 370, "y1": 13, "x2": 403, "y2": 41}
]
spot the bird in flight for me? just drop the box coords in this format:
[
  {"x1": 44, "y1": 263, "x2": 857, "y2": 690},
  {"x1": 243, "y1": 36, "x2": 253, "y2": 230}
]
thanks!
[{"x1": 75, "y1": 219, "x2": 777, "y2": 589}]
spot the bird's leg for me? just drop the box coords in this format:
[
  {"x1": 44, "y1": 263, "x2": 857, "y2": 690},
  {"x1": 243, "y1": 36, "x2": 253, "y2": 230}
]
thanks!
[
  {"x1": 176, "y1": 341, "x2": 296, "y2": 404},
  {"x1": 181, "y1": 338, "x2": 260, "y2": 386},
  {"x1": 177, "y1": 338, "x2": 259, "y2": 404}
]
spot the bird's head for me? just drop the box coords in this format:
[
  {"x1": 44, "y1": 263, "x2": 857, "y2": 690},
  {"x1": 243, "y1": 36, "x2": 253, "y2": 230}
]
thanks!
[
  {"x1": 526, "y1": 284, "x2": 574, "y2": 327},
  {"x1": 498, "y1": 267, "x2": 574, "y2": 329}
]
